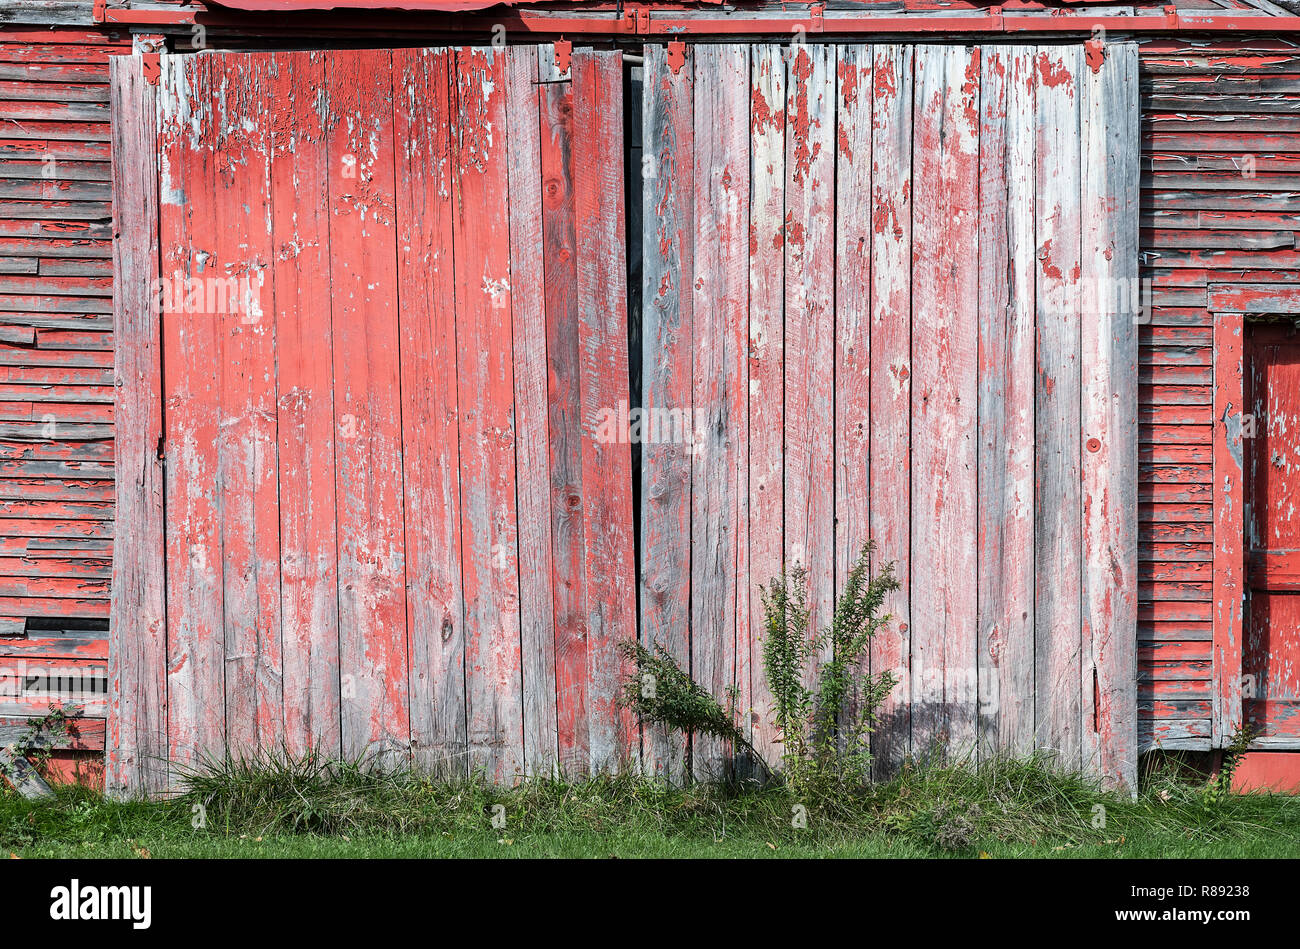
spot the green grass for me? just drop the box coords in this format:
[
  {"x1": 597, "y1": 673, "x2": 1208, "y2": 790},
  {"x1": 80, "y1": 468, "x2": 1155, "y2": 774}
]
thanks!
[{"x1": 3, "y1": 752, "x2": 1298, "y2": 859}]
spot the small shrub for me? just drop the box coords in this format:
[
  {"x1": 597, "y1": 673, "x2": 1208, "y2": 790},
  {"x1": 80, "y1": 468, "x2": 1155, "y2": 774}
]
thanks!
[
  {"x1": 1201, "y1": 724, "x2": 1257, "y2": 816},
  {"x1": 0, "y1": 702, "x2": 81, "y2": 790},
  {"x1": 620, "y1": 542, "x2": 899, "y2": 793}
]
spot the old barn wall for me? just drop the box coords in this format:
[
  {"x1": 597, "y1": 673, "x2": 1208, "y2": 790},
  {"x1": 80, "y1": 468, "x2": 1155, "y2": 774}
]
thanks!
[
  {"x1": 0, "y1": 16, "x2": 1292, "y2": 786},
  {"x1": 0, "y1": 25, "x2": 129, "y2": 759},
  {"x1": 1137, "y1": 37, "x2": 1300, "y2": 750}
]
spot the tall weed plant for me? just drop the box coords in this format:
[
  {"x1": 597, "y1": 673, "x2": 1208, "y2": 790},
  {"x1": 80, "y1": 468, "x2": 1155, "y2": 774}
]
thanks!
[{"x1": 621, "y1": 542, "x2": 899, "y2": 795}]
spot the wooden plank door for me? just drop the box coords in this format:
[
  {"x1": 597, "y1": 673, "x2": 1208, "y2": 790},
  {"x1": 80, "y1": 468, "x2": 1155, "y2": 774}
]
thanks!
[
  {"x1": 639, "y1": 42, "x2": 1141, "y2": 788},
  {"x1": 1245, "y1": 319, "x2": 1300, "y2": 742},
  {"x1": 109, "y1": 45, "x2": 635, "y2": 795}
]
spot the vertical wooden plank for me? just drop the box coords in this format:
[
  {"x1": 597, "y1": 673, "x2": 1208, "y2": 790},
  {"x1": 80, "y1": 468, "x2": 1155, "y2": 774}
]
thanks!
[
  {"x1": 1213, "y1": 311, "x2": 1245, "y2": 746},
  {"x1": 641, "y1": 41, "x2": 693, "y2": 782},
  {"x1": 393, "y1": 47, "x2": 466, "y2": 777},
  {"x1": 327, "y1": 49, "x2": 410, "y2": 766},
  {"x1": 505, "y1": 44, "x2": 558, "y2": 777},
  {"x1": 572, "y1": 48, "x2": 636, "y2": 773},
  {"x1": 1033, "y1": 45, "x2": 1084, "y2": 772},
  {"x1": 107, "y1": 53, "x2": 165, "y2": 796},
  {"x1": 784, "y1": 44, "x2": 836, "y2": 696},
  {"x1": 211, "y1": 52, "x2": 282, "y2": 757},
  {"x1": 160, "y1": 52, "x2": 227, "y2": 782},
  {"x1": 910, "y1": 44, "x2": 980, "y2": 759},
  {"x1": 271, "y1": 51, "x2": 340, "y2": 760},
  {"x1": 452, "y1": 46, "x2": 524, "y2": 783},
  {"x1": 868, "y1": 44, "x2": 912, "y2": 774},
  {"x1": 539, "y1": 47, "x2": 590, "y2": 777},
  {"x1": 834, "y1": 44, "x2": 873, "y2": 742},
  {"x1": 977, "y1": 46, "x2": 1037, "y2": 761},
  {"x1": 748, "y1": 42, "x2": 785, "y2": 772},
  {"x1": 689, "y1": 44, "x2": 749, "y2": 781},
  {"x1": 1081, "y1": 42, "x2": 1140, "y2": 789}
]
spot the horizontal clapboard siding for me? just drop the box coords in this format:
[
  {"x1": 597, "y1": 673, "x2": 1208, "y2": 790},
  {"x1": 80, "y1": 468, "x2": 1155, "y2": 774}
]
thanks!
[
  {"x1": 0, "y1": 26, "x2": 127, "y2": 749},
  {"x1": 1137, "y1": 38, "x2": 1300, "y2": 750}
]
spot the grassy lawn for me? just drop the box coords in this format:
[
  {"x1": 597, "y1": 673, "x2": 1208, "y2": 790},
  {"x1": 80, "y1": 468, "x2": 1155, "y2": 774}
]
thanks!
[{"x1": 3, "y1": 753, "x2": 1298, "y2": 858}]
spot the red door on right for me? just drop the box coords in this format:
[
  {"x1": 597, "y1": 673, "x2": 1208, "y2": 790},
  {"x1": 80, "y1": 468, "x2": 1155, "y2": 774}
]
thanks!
[{"x1": 1246, "y1": 319, "x2": 1300, "y2": 742}]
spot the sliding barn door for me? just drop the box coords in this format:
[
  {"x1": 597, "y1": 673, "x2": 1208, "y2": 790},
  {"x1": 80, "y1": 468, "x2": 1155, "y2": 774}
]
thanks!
[
  {"x1": 640, "y1": 43, "x2": 1141, "y2": 788},
  {"x1": 109, "y1": 46, "x2": 635, "y2": 794}
]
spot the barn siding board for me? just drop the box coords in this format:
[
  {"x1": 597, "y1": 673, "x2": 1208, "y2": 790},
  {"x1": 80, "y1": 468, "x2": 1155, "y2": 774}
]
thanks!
[
  {"x1": 327, "y1": 49, "x2": 410, "y2": 766},
  {"x1": 867, "y1": 43, "x2": 913, "y2": 775},
  {"x1": 833, "y1": 43, "x2": 873, "y2": 745},
  {"x1": 505, "y1": 44, "x2": 558, "y2": 779},
  {"x1": 747, "y1": 43, "x2": 785, "y2": 775},
  {"x1": 452, "y1": 47, "x2": 524, "y2": 782},
  {"x1": 393, "y1": 46, "x2": 465, "y2": 775},
  {"x1": 976, "y1": 45, "x2": 1036, "y2": 762},
  {"x1": 910, "y1": 44, "x2": 980, "y2": 760},
  {"x1": 572, "y1": 48, "x2": 636, "y2": 774},
  {"x1": 106, "y1": 52, "x2": 162, "y2": 792},
  {"x1": 1034, "y1": 46, "x2": 1085, "y2": 772},
  {"x1": 689, "y1": 44, "x2": 748, "y2": 782},
  {"x1": 783, "y1": 44, "x2": 836, "y2": 697},
  {"x1": 270, "y1": 50, "x2": 341, "y2": 761},
  {"x1": 640, "y1": 41, "x2": 694, "y2": 782},
  {"x1": 542, "y1": 48, "x2": 591, "y2": 778},
  {"x1": 159, "y1": 51, "x2": 227, "y2": 775},
  {"x1": 1081, "y1": 45, "x2": 1140, "y2": 787}
]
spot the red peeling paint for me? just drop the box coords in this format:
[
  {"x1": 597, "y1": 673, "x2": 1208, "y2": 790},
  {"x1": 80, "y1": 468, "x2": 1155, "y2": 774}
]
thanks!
[
  {"x1": 751, "y1": 82, "x2": 784, "y2": 136},
  {"x1": 873, "y1": 193, "x2": 903, "y2": 240},
  {"x1": 788, "y1": 46, "x2": 821, "y2": 186},
  {"x1": 1035, "y1": 52, "x2": 1074, "y2": 92},
  {"x1": 874, "y1": 59, "x2": 896, "y2": 100},
  {"x1": 838, "y1": 58, "x2": 861, "y2": 108},
  {"x1": 785, "y1": 211, "x2": 804, "y2": 248},
  {"x1": 1039, "y1": 238, "x2": 1063, "y2": 280},
  {"x1": 962, "y1": 47, "x2": 981, "y2": 127}
]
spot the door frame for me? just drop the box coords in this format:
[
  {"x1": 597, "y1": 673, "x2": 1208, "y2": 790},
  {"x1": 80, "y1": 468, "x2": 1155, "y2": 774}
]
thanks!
[{"x1": 1209, "y1": 283, "x2": 1300, "y2": 749}]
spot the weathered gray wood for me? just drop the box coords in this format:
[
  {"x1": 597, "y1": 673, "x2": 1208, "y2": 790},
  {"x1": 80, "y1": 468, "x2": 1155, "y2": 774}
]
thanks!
[
  {"x1": 867, "y1": 43, "x2": 912, "y2": 776},
  {"x1": 833, "y1": 43, "x2": 872, "y2": 752},
  {"x1": 688, "y1": 44, "x2": 748, "y2": 781},
  {"x1": 504, "y1": 44, "x2": 558, "y2": 778},
  {"x1": 910, "y1": 43, "x2": 980, "y2": 760},
  {"x1": 0, "y1": 745, "x2": 56, "y2": 800},
  {"x1": 747, "y1": 42, "x2": 785, "y2": 776},
  {"x1": 640, "y1": 42, "x2": 694, "y2": 783},
  {"x1": 0, "y1": 1, "x2": 95, "y2": 27},
  {"x1": 783, "y1": 43, "x2": 836, "y2": 711},
  {"x1": 977, "y1": 46, "x2": 1037, "y2": 763},
  {"x1": 1081, "y1": 42, "x2": 1140, "y2": 792},
  {"x1": 1034, "y1": 45, "x2": 1084, "y2": 773},
  {"x1": 106, "y1": 55, "x2": 166, "y2": 799}
]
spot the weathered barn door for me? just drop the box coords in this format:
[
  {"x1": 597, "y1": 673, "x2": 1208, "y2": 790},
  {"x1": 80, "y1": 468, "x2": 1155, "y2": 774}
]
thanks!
[
  {"x1": 113, "y1": 40, "x2": 1142, "y2": 795},
  {"x1": 640, "y1": 43, "x2": 1141, "y2": 788},
  {"x1": 109, "y1": 45, "x2": 635, "y2": 794}
]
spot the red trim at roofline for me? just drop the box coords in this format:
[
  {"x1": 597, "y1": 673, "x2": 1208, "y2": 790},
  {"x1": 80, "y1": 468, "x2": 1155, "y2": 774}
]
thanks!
[{"x1": 101, "y1": 8, "x2": 1300, "y2": 33}]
